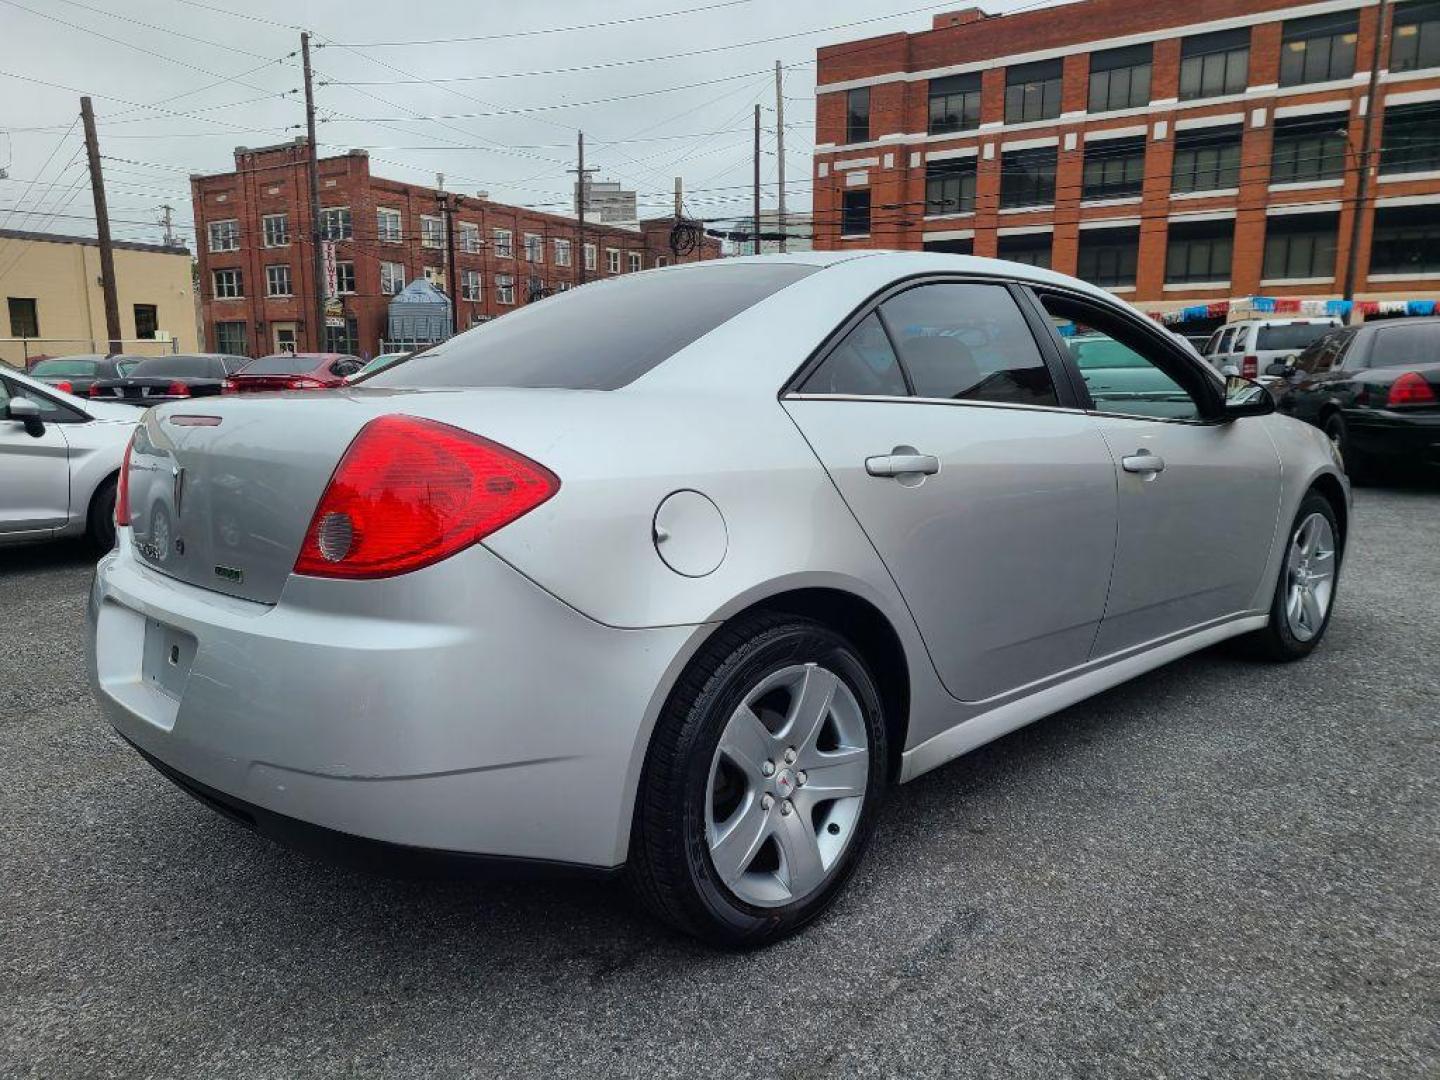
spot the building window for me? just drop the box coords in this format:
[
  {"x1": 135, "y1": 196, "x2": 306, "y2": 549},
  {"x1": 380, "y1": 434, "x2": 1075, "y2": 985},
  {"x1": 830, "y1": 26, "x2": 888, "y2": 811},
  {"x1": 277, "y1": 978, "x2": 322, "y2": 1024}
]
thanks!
[
  {"x1": 262, "y1": 213, "x2": 288, "y2": 247},
  {"x1": 215, "y1": 321, "x2": 246, "y2": 355},
  {"x1": 845, "y1": 87, "x2": 870, "y2": 143},
  {"x1": 606, "y1": 248, "x2": 620, "y2": 273},
  {"x1": 8, "y1": 297, "x2": 38, "y2": 337},
  {"x1": 584, "y1": 243, "x2": 597, "y2": 270},
  {"x1": 208, "y1": 219, "x2": 239, "y2": 253},
  {"x1": 319, "y1": 207, "x2": 352, "y2": 241},
  {"x1": 496, "y1": 273, "x2": 515, "y2": 305},
  {"x1": 925, "y1": 158, "x2": 977, "y2": 215},
  {"x1": 1392, "y1": 0, "x2": 1440, "y2": 73},
  {"x1": 265, "y1": 264, "x2": 292, "y2": 297},
  {"x1": 421, "y1": 215, "x2": 444, "y2": 249},
  {"x1": 335, "y1": 261, "x2": 356, "y2": 295},
  {"x1": 1179, "y1": 28, "x2": 1250, "y2": 101},
  {"x1": 654, "y1": 255, "x2": 668, "y2": 267},
  {"x1": 1171, "y1": 124, "x2": 1242, "y2": 193},
  {"x1": 493, "y1": 228, "x2": 513, "y2": 258},
  {"x1": 996, "y1": 233, "x2": 1051, "y2": 268},
  {"x1": 377, "y1": 207, "x2": 402, "y2": 242},
  {"x1": 841, "y1": 189, "x2": 871, "y2": 235},
  {"x1": 133, "y1": 303, "x2": 158, "y2": 339},
  {"x1": 1082, "y1": 136, "x2": 1146, "y2": 200},
  {"x1": 1165, "y1": 219, "x2": 1233, "y2": 284},
  {"x1": 526, "y1": 275, "x2": 546, "y2": 302},
  {"x1": 1279, "y1": 12, "x2": 1358, "y2": 87},
  {"x1": 423, "y1": 265, "x2": 445, "y2": 290},
  {"x1": 1270, "y1": 114, "x2": 1348, "y2": 184},
  {"x1": 1089, "y1": 44, "x2": 1151, "y2": 113},
  {"x1": 212, "y1": 269, "x2": 243, "y2": 299},
  {"x1": 1005, "y1": 59, "x2": 1063, "y2": 124},
  {"x1": 1000, "y1": 146, "x2": 1057, "y2": 209},
  {"x1": 461, "y1": 269, "x2": 482, "y2": 301},
  {"x1": 1263, "y1": 212, "x2": 1338, "y2": 280},
  {"x1": 1370, "y1": 204, "x2": 1440, "y2": 275},
  {"x1": 380, "y1": 261, "x2": 405, "y2": 296},
  {"x1": 459, "y1": 222, "x2": 481, "y2": 253},
  {"x1": 927, "y1": 73, "x2": 981, "y2": 135},
  {"x1": 554, "y1": 238, "x2": 572, "y2": 266},
  {"x1": 324, "y1": 317, "x2": 357, "y2": 355},
  {"x1": 627, "y1": 251, "x2": 641, "y2": 273},
  {"x1": 1381, "y1": 100, "x2": 1440, "y2": 175},
  {"x1": 1077, "y1": 226, "x2": 1140, "y2": 287},
  {"x1": 524, "y1": 233, "x2": 543, "y2": 263}
]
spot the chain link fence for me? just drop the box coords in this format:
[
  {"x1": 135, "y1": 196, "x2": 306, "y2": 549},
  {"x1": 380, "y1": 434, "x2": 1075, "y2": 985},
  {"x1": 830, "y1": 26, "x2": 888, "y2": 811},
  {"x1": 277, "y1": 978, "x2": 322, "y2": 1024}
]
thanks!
[{"x1": 0, "y1": 337, "x2": 180, "y2": 372}]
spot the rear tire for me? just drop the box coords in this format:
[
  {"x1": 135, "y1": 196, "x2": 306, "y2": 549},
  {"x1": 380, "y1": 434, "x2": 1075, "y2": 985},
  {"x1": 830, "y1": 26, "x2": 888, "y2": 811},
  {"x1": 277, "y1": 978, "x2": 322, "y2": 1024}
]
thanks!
[
  {"x1": 87, "y1": 476, "x2": 117, "y2": 551},
  {"x1": 1236, "y1": 492, "x2": 1341, "y2": 662},
  {"x1": 627, "y1": 612, "x2": 888, "y2": 947}
]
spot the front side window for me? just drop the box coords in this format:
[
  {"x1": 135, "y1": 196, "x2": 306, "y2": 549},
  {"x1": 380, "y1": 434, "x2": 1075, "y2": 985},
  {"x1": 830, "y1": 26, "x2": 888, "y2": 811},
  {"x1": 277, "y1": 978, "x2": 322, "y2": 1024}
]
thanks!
[
  {"x1": 1171, "y1": 125, "x2": 1242, "y2": 193},
  {"x1": 1077, "y1": 226, "x2": 1140, "y2": 288},
  {"x1": 335, "y1": 261, "x2": 356, "y2": 295},
  {"x1": 459, "y1": 223, "x2": 481, "y2": 254},
  {"x1": 928, "y1": 73, "x2": 982, "y2": 135},
  {"x1": 1165, "y1": 220, "x2": 1234, "y2": 284},
  {"x1": 377, "y1": 207, "x2": 402, "y2": 242},
  {"x1": 841, "y1": 189, "x2": 871, "y2": 235},
  {"x1": 997, "y1": 233, "x2": 1052, "y2": 268},
  {"x1": 1370, "y1": 204, "x2": 1440, "y2": 275},
  {"x1": 262, "y1": 213, "x2": 288, "y2": 247},
  {"x1": 319, "y1": 207, "x2": 352, "y2": 241},
  {"x1": 1180, "y1": 28, "x2": 1250, "y2": 101},
  {"x1": 845, "y1": 87, "x2": 870, "y2": 143},
  {"x1": 265, "y1": 264, "x2": 292, "y2": 296},
  {"x1": 925, "y1": 159, "x2": 977, "y2": 215},
  {"x1": 380, "y1": 261, "x2": 405, "y2": 296},
  {"x1": 880, "y1": 283, "x2": 1059, "y2": 406},
  {"x1": 8, "y1": 297, "x2": 38, "y2": 337},
  {"x1": 1000, "y1": 146, "x2": 1057, "y2": 209},
  {"x1": 1271, "y1": 114, "x2": 1348, "y2": 184},
  {"x1": 1089, "y1": 44, "x2": 1152, "y2": 113},
  {"x1": 1380, "y1": 101, "x2": 1440, "y2": 175},
  {"x1": 1392, "y1": 0, "x2": 1440, "y2": 72},
  {"x1": 421, "y1": 215, "x2": 444, "y2": 249},
  {"x1": 493, "y1": 229, "x2": 513, "y2": 258},
  {"x1": 1262, "y1": 213, "x2": 1339, "y2": 280},
  {"x1": 1005, "y1": 59, "x2": 1063, "y2": 123},
  {"x1": 208, "y1": 219, "x2": 239, "y2": 253},
  {"x1": 802, "y1": 312, "x2": 907, "y2": 397},
  {"x1": 1082, "y1": 136, "x2": 1146, "y2": 200},
  {"x1": 1280, "y1": 11, "x2": 1358, "y2": 86},
  {"x1": 212, "y1": 269, "x2": 243, "y2": 298}
]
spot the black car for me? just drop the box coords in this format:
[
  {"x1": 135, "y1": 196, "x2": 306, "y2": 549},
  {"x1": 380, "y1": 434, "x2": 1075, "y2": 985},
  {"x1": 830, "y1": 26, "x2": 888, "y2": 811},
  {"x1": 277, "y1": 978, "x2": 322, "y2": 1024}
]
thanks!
[
  {"x1": 27, "y1": 354, "x2": 142, "y2": 395},
  {"x1": 89, "y1": 353, "x2": 250, "y2": 405},
  {"x1": 1269, "y1": 317, "x2": 1440, "y2": 479}
]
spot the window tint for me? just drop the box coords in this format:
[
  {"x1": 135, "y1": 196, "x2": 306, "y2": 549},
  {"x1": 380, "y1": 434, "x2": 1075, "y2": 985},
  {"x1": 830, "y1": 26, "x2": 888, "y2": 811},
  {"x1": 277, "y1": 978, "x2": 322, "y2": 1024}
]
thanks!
[
  {"x1": 128, "y1": 356, "x2": 225, "y2": 379},
  {"x1": 1039, "y1": 294, "x2": 1205, "y2": 421},
  {"x1": 803, "y1": 314, "x2": 907, "y2": 396},
  {"x1": 1294, "y1": 333, "x2": 1345, "y2": 374},
  {"x1": 30, "y1": 358, "x2": 99, "y2": 376},
  {"x1": 879, "y1": 284, "x2": 1058, "y2": 406},
  {"x1": 369, "y1": 264, "x2": 816, "y2": 391},
  {"x1": 1371, "y1": 324, "x2": 1440, "y2": 368},
  {"x1": 1, "y1": 377, "x2": 84, "y2": 422},
  {"x1": 1256, "y1": 323, "x2": 1336, "y2": 351},
  {"x1": 241, "y1": 354, "x2": 318, "y2": 375}
]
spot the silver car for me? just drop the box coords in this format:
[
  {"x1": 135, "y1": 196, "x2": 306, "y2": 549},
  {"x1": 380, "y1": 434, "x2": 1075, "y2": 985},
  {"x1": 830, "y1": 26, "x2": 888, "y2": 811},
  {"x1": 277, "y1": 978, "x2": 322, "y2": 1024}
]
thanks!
[
  {"x1": 2, "y1": 366, "x2": 138, "y2": 548},
  {"x1": 88, "y1": 253, "x2": 1348, "y2": 945}
]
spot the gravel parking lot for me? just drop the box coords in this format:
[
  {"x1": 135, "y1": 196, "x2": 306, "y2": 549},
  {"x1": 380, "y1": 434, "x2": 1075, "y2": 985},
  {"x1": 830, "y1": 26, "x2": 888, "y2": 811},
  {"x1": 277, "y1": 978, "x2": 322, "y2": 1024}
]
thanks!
[{"x1": 2, "y1": 483, "x2": 1437, "y2": 1080}]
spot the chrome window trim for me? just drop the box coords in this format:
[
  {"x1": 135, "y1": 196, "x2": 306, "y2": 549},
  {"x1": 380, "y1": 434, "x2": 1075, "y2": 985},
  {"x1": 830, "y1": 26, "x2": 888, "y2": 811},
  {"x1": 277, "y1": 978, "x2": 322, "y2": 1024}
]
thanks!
[{"x1": 783, "y1": 392, "x2": 1087, "y2": 417}]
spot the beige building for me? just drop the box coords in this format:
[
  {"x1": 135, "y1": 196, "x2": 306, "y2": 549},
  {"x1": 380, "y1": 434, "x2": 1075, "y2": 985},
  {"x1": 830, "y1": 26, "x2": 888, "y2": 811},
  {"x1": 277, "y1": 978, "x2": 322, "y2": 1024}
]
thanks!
[{"x1": 0, "y1": 228, "x2": 198, "y2": 369}]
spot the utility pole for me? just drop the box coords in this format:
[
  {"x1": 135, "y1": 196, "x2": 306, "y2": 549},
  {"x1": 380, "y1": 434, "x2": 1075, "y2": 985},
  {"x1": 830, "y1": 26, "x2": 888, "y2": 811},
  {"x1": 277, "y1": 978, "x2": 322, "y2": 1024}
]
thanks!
[
  {"x1": 438, "y1": 191, "x2": 461, "y2": 335},
  {"x1": 80, "y1": 96, "x2": 122, "y2": 356},
  {"x1": 775, "y1": 60, "x2": 787, "y2": 253},
  {"x1": 569, "y1": 131, "x2": 597, "y2": 285},
  {"x1": 301, "y1": 32, "x2": 327, "y2": 350},
  {"x1": 674, "y1": 176, "x2": 682, "y2": 219},
  {"x1": 1341, "y1": 0, "x2": 1389, "y2": 324},
  {"x1": 753, "y1": 104, "x2": 762, "y2": 256},
  {"x1": 156, "y1": 203, "x2": 177, "y2": 247}
]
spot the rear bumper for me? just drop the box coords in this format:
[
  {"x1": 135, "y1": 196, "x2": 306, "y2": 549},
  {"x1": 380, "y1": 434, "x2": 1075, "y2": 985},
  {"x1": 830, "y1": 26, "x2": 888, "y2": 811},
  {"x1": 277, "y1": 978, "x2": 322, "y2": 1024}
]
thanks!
[
  {"x1": 1346, "y1": 409, "x2": 1440, "y2": 467},
  {"x1": 89, "y1": 532, "x2": 702, "y2": 869}
]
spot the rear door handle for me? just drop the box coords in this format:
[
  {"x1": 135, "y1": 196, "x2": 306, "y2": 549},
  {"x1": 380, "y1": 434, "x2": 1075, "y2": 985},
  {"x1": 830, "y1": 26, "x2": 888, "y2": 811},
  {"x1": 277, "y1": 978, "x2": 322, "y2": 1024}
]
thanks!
[
  {"x1": 865, "y1": 452, "x2": 940, "y2": 478},
  {"x1": 1121, "y1": 451, "x2": 1165, "y2": 475}
]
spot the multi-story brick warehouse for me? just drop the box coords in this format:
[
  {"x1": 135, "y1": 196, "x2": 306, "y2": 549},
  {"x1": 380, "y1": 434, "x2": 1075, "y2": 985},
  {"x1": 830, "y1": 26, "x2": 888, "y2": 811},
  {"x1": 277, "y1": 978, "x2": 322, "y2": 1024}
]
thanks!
[
  {"x1": 811, "y1": 0, "x2": 1440, "y2": 328},
  {"x1": 191, "y1": 140, "x2": 721, "y2": 358}
]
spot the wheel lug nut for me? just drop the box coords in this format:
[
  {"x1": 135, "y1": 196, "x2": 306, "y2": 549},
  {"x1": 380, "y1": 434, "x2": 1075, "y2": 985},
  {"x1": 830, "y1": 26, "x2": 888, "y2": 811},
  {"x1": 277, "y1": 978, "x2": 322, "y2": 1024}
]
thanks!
[
  {"x1": 761, "y1": 794, "x2": 773, "y2": 811},
  {"x1": 783, "y1": 748, "x2": 797, "y2": 765},
  {"x1": 760, "y1": 760, "x2": 776, "y2": 777},
  {"x1": 796, "y1": 770, "x2": 807, "y2": 786},
  {"x1": 780, "y1": 801, "x2": 793, "y2": 816}
]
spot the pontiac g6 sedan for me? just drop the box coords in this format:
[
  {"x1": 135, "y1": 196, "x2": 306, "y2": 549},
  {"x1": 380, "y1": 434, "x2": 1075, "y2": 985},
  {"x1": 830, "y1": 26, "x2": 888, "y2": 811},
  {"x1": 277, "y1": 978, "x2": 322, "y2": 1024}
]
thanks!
[{"x1": 89, "y1": 253, "x2": 1348, "y2": 946}]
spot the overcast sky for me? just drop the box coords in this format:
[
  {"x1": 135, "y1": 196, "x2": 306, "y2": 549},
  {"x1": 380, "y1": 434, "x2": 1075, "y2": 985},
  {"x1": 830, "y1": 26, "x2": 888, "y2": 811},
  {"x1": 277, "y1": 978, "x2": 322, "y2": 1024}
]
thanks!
[{"x1": 0, "y1": 0, "x2": 1032, "y2": 248}]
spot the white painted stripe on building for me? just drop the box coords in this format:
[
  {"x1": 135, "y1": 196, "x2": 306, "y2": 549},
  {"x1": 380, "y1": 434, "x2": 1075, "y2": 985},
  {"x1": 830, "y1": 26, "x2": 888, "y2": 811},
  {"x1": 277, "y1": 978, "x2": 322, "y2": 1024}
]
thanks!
[{"x1": 1174, "y1": 112, "x2": 1244, "y2": 130}]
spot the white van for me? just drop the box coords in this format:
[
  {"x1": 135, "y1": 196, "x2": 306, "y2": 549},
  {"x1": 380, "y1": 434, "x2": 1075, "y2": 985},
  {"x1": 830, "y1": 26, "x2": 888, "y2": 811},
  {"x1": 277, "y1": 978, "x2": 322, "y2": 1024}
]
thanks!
[{"x1": 1203, "y1": 318, "x2": 1342, "y2": 379}]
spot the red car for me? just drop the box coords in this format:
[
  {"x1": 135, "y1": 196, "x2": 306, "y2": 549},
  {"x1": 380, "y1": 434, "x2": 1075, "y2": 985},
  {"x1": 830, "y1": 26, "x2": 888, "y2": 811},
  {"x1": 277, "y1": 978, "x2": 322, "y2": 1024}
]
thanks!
[{"x1": 224, "y1": 352, "x2": 364, "y2": 393}]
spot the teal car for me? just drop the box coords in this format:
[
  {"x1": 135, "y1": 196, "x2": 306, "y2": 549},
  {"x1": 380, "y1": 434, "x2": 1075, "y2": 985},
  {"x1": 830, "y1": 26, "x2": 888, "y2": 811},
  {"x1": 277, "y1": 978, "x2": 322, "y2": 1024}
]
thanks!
[{"x1": 1067, "y1": 334, "x2": 1199, "y2": 420}]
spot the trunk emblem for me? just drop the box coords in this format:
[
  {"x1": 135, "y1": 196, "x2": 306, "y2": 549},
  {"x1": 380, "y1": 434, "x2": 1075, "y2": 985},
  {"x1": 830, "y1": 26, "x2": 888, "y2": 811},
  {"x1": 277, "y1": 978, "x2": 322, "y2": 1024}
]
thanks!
[{"x1": 214, "y1": 565, "x2": 244, "y2": 584}]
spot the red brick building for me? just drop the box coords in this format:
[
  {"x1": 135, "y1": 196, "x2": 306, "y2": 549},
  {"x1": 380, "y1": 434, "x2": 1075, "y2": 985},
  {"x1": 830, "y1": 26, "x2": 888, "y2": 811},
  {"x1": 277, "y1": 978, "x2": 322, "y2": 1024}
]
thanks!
[
  {"x1": 812, "y1": 0, "x2": 1440, "y2": 326},
  {"x1": 191, "y1": 140, "x2": 721, "y2": 358}
]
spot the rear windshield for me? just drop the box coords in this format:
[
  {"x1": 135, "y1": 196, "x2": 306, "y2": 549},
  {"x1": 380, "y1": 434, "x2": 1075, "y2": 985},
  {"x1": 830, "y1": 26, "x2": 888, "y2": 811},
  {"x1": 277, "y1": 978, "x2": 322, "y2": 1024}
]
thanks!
[
  {"x1": 367, "y1": 264, "x2": 818, "y2": 390},
  {"x1": 1257, "y1": 323, "x2": 1335, "y2": 351},
  {"x1": 30, "y1": 358, "x2": 98, "y2": 376},
  {"x1": 241, "y1": 354, "x2": 318, "y2": 375},
  {"x1": 129, "y1": 356, "x2": 222, "y2": 378}
]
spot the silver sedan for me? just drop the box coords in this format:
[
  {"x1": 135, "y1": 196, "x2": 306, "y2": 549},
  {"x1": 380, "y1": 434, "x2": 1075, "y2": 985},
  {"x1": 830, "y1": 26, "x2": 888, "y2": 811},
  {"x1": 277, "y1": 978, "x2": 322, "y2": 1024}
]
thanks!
[{"x1": 88, "y1": 253, "x2": 1348, "y2": 945}]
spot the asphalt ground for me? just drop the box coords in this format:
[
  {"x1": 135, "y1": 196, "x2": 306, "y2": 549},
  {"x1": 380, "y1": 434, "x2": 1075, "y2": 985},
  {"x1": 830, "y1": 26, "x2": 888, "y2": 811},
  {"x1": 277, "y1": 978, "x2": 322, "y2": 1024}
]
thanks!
[{"x1": 2, "y1": 482, "x2": 1437, "y2": 1079}]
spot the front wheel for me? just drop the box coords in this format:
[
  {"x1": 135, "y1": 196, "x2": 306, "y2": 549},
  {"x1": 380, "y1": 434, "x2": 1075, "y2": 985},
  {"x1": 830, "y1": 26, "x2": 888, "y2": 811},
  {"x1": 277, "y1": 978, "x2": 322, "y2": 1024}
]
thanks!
[
  {"x1": 1237, "y1": 492, "x2": 1341, "y2": 661},
  {"x1": 628, "y1": 613, "x2": 888, "y2": 947}
]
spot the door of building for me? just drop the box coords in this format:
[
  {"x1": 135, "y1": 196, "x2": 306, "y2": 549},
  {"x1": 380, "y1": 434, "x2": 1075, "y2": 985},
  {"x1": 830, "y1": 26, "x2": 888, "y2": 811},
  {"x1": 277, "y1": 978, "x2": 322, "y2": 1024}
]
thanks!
[{"x1": 271, "y1": 323, "x2": 298, "y2": 354}]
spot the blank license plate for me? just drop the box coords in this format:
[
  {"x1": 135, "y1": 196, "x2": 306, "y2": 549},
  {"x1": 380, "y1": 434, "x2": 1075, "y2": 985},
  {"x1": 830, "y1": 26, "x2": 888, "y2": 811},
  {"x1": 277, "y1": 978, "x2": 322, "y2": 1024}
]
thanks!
[{"x1": 142, "y1": 618, "x2": 197, "y2": 701}]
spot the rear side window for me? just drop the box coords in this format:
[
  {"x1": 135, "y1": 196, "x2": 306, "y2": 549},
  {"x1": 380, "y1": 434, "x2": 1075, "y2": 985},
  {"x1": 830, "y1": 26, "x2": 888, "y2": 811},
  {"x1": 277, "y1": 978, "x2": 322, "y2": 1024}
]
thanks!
[
  {"x1": 878, "y1": 283, "x2": 1058, "y2": 406},
  {"x1": 129, "y1": 356, "x2": 223, "y2": 379},
  {"x1": 369, "y1": 264, "x2": 817, "y2": 390},
  {"x1": 241, "y1": 355, "x2": 317, "y2": 375},
  {"x1": 803, "y1": 313, "x2": 907, "y2": 396},
  {"x1": 30, "y1": 359, "x2": 98, "y2": 376},
  {"x1": 1371, "y1": 324, "x2": 1440, "y2": 368},
  {"x1": 1257, "y1": 322, "x2": 1334, "y2": 351}
]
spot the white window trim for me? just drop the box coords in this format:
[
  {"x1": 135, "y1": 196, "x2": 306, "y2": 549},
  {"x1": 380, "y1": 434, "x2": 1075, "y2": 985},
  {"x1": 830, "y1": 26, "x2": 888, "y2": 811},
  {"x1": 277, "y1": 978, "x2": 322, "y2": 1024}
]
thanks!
[
  {"x1": 377, "y1": 207, "x2": 403, "y2": 243},
  {"x1": 212, "y1": 269, "x2": 243, "y2": 299},
  {"x1": 265, "y1": 264, "x2": 292, "y2": 297},
  {"x1": 335, "y1": 261, "x2": 356, "y2": 295},
  {"x1": 1379, "y1": 167, "x2": 1440, "y2": 184},
  {"x1": 584, "y1": 244, "x2": 597, "y2": 270},
  {"x1": 319, "y1": 206, "x2": 352, "y2": 240},
  {"x1": 420, "y1": 215, "x2": 444, "y2": 249},
  {"x1": 1259, "y1": 276, "x2": 1336, "y2": 286},
  {"x1": 380, "y1": 261, "x2": 405, "y2": 296},
  {"x1": 208, "y1": 219, "x2": 239, "y2": 252},
  {"x1": 261, "y1": 214, "x2": 289, "y2": 248},
  {"x1": 605, "y1": 248, "x2": 620, "y2": 273},
  {"x1": 493, "y1": 229, "x2": 514, "y2": 258},
  {"x1": 1162, "y1": 281, "x2": 1231, "y2": 292},
  {"x1": 1268, "y1": 178, "x2": 1345, "y2": 191}
]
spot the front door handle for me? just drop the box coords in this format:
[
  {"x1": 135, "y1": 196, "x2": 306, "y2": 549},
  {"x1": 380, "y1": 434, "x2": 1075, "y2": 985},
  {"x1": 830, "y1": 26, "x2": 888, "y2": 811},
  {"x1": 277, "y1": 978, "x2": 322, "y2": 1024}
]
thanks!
[
  {"x1": 1121, "y1": 451, "x2": 1165, "y2": 475},
  {"x1": 865, "y1": 451, "x2": 940, "y2": 478}
]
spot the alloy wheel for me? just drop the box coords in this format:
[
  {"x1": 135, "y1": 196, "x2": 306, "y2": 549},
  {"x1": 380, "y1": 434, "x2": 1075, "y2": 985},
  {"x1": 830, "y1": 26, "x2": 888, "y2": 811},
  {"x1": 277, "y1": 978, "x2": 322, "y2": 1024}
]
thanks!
[{"x1": 1285, "y1": 511, "x2": 1336, "y2": 642}]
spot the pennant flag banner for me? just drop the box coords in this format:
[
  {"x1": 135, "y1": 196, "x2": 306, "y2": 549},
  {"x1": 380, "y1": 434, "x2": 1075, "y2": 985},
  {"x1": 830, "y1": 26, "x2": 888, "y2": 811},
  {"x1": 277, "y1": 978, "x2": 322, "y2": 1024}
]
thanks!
[
  {"x1": 1156, "y1": 295, "x2": 1440, "y2": 323},
  {"x1": 1251, "y1": 296, "x2": 1277, "y2": 313},
  {"x1": 1325, "y1": 300, "x2": 1352, "y2": 317},
  {"x1": 1409, "y1": 299, "x2": 1436, "y2": 316}
]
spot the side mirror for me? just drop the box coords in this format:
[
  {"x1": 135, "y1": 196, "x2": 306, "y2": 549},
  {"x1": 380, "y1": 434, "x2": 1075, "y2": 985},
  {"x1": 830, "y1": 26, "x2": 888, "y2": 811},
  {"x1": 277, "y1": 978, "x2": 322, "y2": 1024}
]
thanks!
[
  {"x1": 1222, "y1": 375, "x2": 1275, "y2": 419},
  {"x1": 7, "y1": 396, "x2": 45, "y2": 437}
]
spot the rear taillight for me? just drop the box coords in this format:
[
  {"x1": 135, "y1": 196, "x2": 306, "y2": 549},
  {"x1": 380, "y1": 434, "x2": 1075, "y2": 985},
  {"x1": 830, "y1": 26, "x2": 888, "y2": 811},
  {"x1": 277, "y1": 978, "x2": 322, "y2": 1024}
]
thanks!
[
  {"x1": 55, "y1": 380, "x2": 73, "y2": 394},
  {"x1": 222, "y1": 378, "x2": 238, "y2": 394},
  {"x1": 293, "y1": 415, "x2": 559, "y2": 580},
  {"x1": 167, "y1": 381, "x2": 191, "y2": 397},
  {"x1": 1387, "y1": 371, "x2": 1436, "y2": 407},
  {"x1": 115, "y1": 438, "x2": 133, "y2": 527},
  {"x1": 1241, "y1": 355, "x2": 1258, "y2": 379}
]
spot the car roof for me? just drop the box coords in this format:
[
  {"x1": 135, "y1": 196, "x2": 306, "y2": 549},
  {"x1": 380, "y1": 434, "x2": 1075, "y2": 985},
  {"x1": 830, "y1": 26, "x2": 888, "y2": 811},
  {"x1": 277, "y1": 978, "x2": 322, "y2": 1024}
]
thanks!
[{"x1": 1354, "y1": 316, "x2": 1440, "y2": 333}]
